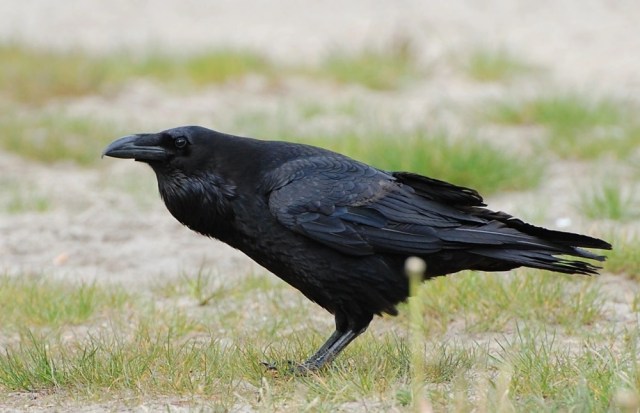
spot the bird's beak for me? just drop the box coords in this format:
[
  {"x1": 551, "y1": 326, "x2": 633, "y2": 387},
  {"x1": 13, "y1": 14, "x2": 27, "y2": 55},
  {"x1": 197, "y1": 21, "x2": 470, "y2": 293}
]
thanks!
[{"x1": 102, "y1": 134, "x2": 168, "y2": 162}]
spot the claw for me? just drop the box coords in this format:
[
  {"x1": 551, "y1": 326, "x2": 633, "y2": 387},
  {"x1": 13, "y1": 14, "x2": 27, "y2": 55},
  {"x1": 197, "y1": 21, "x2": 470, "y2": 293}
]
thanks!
[{"x1": 260, "y1": 360, "x2": 318, "y2": 375}]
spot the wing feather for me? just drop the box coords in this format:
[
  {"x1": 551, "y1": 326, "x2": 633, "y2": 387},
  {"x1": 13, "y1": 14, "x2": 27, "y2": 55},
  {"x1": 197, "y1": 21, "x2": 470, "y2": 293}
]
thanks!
[{"x1": 265, "y1": 156, "x2": 452, "y2": 256}]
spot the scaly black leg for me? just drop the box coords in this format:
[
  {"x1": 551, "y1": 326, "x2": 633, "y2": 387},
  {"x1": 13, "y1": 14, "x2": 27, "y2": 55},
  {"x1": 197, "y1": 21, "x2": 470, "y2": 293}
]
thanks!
[
  {"x1": 261, "y1": 325, "x2": 348, "y2": 373},
  {"x1": 262, "y1": 312, "x2": 372, "y2": 374},
  {"x1": 298, "y1": 312, "x2": 373, "y2": 372},
  {"x1": 299, "y1": 328, "x2": 362, "y2": 372}
]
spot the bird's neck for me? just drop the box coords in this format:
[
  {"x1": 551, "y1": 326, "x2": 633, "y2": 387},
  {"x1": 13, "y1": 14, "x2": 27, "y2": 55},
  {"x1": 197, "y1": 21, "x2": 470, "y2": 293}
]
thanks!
[{"x1": 156, "y1": 169, "x2": 237, "y2": 239}]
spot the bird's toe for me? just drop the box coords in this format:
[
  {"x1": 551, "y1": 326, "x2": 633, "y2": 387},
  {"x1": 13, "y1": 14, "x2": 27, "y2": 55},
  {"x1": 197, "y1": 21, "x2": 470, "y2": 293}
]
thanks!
[{"x1": 260, "y1": 360, "x2": 317, "y2": 376}]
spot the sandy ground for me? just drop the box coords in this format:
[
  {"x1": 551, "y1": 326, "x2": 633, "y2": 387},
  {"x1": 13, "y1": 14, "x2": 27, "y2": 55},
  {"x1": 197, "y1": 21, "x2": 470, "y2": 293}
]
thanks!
[{"x1": 0, "y1": 0, "x2": 639, "y2": 411}]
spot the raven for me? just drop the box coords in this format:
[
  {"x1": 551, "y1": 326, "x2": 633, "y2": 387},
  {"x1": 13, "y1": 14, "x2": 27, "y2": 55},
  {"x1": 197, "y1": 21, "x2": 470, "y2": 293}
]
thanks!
[{"x1": 103, "y1": 126, "x2": 611, "y2": 371}]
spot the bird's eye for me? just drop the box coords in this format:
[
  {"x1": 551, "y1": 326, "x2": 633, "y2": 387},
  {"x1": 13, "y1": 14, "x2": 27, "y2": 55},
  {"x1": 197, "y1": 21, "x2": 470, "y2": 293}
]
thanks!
[{"x1": 174, "y1": 137, "x2": 188, "y2": 149}]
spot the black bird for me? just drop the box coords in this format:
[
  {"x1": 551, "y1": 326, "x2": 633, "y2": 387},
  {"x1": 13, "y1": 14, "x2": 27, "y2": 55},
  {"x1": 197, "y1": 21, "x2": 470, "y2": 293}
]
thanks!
[{"x1": 103, "y1": 126, "x2": 611, "y2": 371}]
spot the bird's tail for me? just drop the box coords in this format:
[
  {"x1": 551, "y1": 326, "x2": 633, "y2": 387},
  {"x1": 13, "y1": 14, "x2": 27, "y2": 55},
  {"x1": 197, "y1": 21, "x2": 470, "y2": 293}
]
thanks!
[
  {"x1": 469, "y1": 247, "x2": 604, "y2": 275},
  {"x1": 440, "y1": 219, "x2": 611, "y2": 275}
]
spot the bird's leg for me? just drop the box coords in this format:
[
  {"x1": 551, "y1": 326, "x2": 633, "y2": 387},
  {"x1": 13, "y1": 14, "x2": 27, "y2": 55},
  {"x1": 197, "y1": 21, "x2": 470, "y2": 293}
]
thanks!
[
  {"x1": 260, "y1": 327, "x2": 345, "y2": 372},
  {"x1": 299, "y1": 312, "x2": 372, "y2": 372},
  {"x1": 261, "y1": 328, "x2": 355, "y2": 373},
  {"x1": 262, "y1": 314, "x2": 371, "y2": 374},
  {"x1": 305, "y1": 329, "x2": 345, "y2": 362},
  {"x1": 299, "y1": 328, "x2": 363, "y2": 372}
]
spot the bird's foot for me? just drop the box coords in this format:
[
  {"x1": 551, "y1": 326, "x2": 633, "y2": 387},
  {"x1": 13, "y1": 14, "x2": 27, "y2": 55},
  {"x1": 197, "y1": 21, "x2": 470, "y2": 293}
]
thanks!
[
  {"x1": 260, "y1": 360, "x2": 319, "y2": 376},
  {"x1": 260, "y1": 360, "x2": 291, "y2": 372}
]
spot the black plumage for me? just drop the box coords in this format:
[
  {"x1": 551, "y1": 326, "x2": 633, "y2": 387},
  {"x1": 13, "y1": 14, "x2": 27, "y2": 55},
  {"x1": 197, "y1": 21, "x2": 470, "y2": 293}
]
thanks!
[{"x1": 103, "y1": 126, "x2": 611, "y2": 371}]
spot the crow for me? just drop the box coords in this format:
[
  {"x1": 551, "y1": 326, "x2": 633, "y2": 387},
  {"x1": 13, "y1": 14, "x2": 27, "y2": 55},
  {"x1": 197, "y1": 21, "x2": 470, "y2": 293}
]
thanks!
[{"x1": 103, "y1": 126, "x2": 611, "y2": 371}]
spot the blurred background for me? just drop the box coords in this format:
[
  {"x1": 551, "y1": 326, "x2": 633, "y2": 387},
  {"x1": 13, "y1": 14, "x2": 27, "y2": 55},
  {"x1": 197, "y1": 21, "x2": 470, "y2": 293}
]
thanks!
[
  {"x1": 1, "y1": 1, "x2": 639, "y2": 410},
  {"x1": 1, "y1": 0, "x2": 638, "y2": 281}
]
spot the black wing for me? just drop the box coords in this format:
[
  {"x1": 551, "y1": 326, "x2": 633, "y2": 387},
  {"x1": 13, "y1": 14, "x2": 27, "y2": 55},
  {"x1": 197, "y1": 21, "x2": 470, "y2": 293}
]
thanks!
[
  {"x1": 392, "y1": 171, "x2": 485, "y2": 206},
  {"x1": 263, "y1": 156, "x2": 555, "y2": 258}
]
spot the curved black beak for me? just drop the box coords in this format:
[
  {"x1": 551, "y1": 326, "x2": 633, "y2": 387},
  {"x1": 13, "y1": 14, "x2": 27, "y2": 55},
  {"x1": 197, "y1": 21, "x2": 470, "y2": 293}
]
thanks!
[{"x1": 102, "y1": 134, "x2": 168, "y2": 162}]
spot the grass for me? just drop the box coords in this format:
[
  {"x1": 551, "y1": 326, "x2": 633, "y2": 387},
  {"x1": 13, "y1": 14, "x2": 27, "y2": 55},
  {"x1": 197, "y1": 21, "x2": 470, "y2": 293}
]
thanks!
[
  {"x1": 313, "y1": 39, "x2": 422, "y2": 90},
  {"x1": 0, "y1": 112, "x2": 124, "y2": 165},
  {"x1": 0, "y1": 179, "x2": 50, "y2": 214},
  {"x1": 0, "y1": 44, "x2": 274, "y2": 105},
  {"x1": 0, "y1": 321, "x2": 238, "y2": 397},
  {"x1": 463, "y1": 48, "x2": 534, "y2": 82},
  {"x1": 0, "y1": 264, "x2": 627, "y2": 411},
  {"x1": 0, "y1": 44, "x2": 120, "y2": 105},
  {"x1": 0, "y1": 274, "x2": 128, "y2": 331},
  {"x1": 6, "y1": 326, "x2": 637, "y2": 411},
  {"x1": 490, "y1": 95, "x2": 622, "y2": 130},
  {"x1": 155, "y1": 267, "x2": 280, "y2": 307},
  {"x1": 603, "y1": 232, "x2": 640, "y2": 279},
  {"x1": 490, "y1": 326, "x2": 636, "y2": 412},
  {"x1": 578, "y1": 181, "x2": 638, "y2": 221},
  {"x1": 404, "y1": 270, "x2": 602, "y2": 335},
  {"x1": 127, "y1": 49, "x2": 274, "y2": 87},
  {"x1": 487, "y1": 94, "x2": 640, "y2": 160},
  {"x1": 0, "y1": 41, "x2": 424, "y2": 107}
]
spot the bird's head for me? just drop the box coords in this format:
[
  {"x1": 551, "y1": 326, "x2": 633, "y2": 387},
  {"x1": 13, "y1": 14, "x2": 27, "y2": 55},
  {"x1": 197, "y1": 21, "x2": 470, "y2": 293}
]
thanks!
[
  {"x1": 102, "y1": 125, "x2": 218, "y2": 172},
  {"x1": 103, "y1": 126, "x2": 238, "y2": 233}
]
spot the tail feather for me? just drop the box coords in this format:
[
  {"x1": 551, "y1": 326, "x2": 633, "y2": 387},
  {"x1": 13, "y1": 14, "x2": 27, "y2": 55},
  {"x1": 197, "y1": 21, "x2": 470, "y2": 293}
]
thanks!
[
  {"x1": 470, "y1": 248, "x2": 604, "y2": 275},
  {"x1": 397, "y1": 170, "x2": 612, "y2": 276},
  {"x1": 471, "y1": 210, "x2": 612, "y2": 251},
  {"x1": 501, "y1": 217, "x2": 612, "y2": 250},
  {"x1": 457, "y1": 217, "x2": 611, "y2": 276}
]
